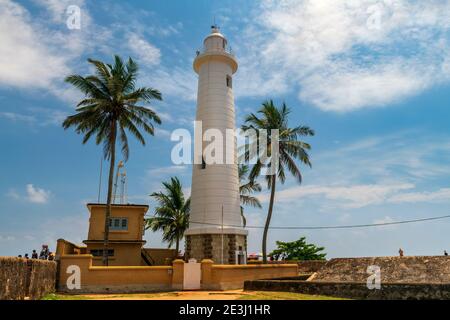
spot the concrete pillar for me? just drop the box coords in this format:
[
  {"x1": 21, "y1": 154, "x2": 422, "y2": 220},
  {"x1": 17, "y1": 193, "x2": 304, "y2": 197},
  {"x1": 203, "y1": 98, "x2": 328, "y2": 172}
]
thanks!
[
  {"x1": 172, "y1": 259, "x2": 184, "y2": 290},
  {"x1": 201, "y1": 259, "x2": 214, "y2": 290}
]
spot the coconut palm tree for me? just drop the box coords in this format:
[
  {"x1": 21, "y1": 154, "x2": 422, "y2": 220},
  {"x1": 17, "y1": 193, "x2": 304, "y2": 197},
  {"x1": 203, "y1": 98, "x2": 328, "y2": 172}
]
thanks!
[
  {"x1": 146, "y1": 177, "x2": 190, "y2": 255},
  {"x1": 239, "y1": 164, "x2": 262, "y2": 227},
  {"x1": 62, "y1": 55, "x2": 162, "y2": 266},
  {"x1": 242, "y1": 100, "x2": 314, "y2": 263}
]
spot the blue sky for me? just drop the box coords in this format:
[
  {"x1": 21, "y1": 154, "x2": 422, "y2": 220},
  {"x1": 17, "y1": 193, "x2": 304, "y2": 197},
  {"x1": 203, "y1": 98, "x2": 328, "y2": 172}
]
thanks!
[{"x1": 1, "y1": 0, "x2": 450, "y2": 258}]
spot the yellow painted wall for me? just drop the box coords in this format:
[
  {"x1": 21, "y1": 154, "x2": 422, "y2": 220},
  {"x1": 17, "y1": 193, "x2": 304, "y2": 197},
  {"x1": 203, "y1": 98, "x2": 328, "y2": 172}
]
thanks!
[
  {"x1": 58, "y1": 255, "x2": 298, "y2": 293},
  {"x1": 58, "y1": 255, "x2": 175, "y2": 293},
  {"x1": 55, "y1": 239, "x2": 87, "y2": 257},
  {"x1": 86, "y1": 204, "x2": 148, "y2": 241},
  {"x1": 87, "y1": 243, "x2": 143, "y2": 266},
  {"x1": 201, "y1": 259, "x2": 298, "y2": 290}
]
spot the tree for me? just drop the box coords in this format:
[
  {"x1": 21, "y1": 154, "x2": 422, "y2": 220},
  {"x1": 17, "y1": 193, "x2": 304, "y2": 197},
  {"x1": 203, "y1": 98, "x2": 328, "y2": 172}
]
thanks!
[
  {"x1": 242, "y1": 100, "x2": 314, "y2": 263},
  {"x1": 146, "y1": 177, "x2": 190, "y2": 254},
  {"x1": 63, "y1": 55, "x2": 162, "y2": 266},
  {"x1": 239, "y1": 164, "x2": 262, "y2": 227},
  {"x1": 270, "y1": 237, "x2": 326, "y2": 261}
]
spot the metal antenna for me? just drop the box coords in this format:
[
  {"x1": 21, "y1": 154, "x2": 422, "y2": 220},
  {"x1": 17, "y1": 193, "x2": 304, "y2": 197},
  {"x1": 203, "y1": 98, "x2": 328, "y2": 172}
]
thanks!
[
  {"x1": 119, "y1": 170, "x2": 127, "y2": 204},
  {"x1": 97, "y1": 155, "x2": 103, "y2": 203},
  {"x1": 113, "y1": 161, "x2": 124, "y2": 204}
]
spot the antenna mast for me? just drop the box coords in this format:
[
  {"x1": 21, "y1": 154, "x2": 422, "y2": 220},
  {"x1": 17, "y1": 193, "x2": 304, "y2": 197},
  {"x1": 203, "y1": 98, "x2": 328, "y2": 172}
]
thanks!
[{"x1": 113, "y1": 161, "x2": 125, "y2": 204}]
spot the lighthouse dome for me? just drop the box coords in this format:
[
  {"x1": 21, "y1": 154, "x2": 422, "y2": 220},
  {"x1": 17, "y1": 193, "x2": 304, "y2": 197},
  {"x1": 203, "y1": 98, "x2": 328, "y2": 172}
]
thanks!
[{"x1": 203, "y1": 26, "x2": 228, "y2": 52}]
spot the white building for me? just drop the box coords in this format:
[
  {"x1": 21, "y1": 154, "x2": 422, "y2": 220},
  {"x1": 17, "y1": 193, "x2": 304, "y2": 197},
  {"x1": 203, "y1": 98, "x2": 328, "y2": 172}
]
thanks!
[{"x1": 185, "y1": 26, "x2": 247, "y2": 264}]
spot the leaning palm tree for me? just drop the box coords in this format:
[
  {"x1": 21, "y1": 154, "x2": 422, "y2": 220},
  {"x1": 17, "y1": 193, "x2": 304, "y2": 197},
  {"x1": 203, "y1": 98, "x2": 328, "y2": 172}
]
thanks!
[
  {"x1": 239, "y1": 164, "x2": 262, "y2": 227},
  {"x1": 63, "y1": 55, "x2": 162, "y2": 266},
  {"x1": 146, "y1": 177, "x2": 190, "y2": 254},
  {"x1": 242, "y1": 100, "x2": 314, "y2": 263}
]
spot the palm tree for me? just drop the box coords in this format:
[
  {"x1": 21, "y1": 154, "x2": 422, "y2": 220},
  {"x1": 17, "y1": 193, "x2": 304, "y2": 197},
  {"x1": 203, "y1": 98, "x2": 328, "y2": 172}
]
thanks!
[
  {"x1": 242, "y1": 100, "x2": 314, "y2": 263},
  {"x1": 239, "y1": 164, "x2": 262, "y2": 227},
  {"x1": 146, "y1": 177, "x2": 190, "y2": 254},
  {"x1": 62, "y1": 55, "x2": 162, "y2": 266}
]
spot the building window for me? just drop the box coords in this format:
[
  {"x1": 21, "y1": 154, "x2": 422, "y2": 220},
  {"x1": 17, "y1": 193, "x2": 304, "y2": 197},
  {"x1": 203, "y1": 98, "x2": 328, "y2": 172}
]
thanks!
[
  {"x1": 109, "y1": 217, "x2": 128, "y2": 230},
  {"x1": 90, "y1": 249, "x2": 114, "y2": 257},
  {"x1": 226, "y1": 75, "x2": 232, "y2": 88},
  {"x1": 223, "y1": 39, "x2": 226, "y2": 49}
]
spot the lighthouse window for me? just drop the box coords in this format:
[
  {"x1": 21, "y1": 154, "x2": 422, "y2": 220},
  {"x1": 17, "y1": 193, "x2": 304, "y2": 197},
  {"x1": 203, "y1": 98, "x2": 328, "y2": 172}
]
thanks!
[{"x1": 226, "y1": 75, "x2": 232, "y2": 88}]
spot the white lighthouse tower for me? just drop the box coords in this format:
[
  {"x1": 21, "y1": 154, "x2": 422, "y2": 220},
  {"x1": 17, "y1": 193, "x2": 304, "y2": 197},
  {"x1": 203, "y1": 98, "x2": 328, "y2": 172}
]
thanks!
[{"x1": 185, "y1": 26, "x2": 247, "y2": 264}]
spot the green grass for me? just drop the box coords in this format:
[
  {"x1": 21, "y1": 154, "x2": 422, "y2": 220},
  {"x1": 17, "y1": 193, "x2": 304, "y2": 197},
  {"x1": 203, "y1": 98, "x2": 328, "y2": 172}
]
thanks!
[
  {"x1": 42, "y1": 291, "x2": 344, "y2": 300},
  {"x1": 238, "y1": 291, "x2": 346, "y2": 300},
  {"x1": 42, "y1": 292, "x2": 179, "y2": 300},
  {"x1": 42, "y1": 293, "x2": 93, "y2": 300}
]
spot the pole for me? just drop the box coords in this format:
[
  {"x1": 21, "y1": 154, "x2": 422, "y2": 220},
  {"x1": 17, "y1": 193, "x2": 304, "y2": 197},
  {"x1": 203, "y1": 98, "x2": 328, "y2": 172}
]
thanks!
[
  {"x1": 97, "y1": 155, "x2": 103, "y2": 203},
  {"x1": 221, "y1": 205, "x2": 224, "y2": 264}
]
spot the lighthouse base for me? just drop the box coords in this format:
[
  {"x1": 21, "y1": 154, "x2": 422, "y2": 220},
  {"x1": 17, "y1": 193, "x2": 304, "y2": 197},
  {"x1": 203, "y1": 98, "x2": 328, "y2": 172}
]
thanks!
[{"x1": 185, "y1": 232, "x2": 247, "y2": 265}]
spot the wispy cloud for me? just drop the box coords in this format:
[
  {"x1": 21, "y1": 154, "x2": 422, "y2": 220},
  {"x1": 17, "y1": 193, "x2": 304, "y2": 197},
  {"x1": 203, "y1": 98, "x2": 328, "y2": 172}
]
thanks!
[
  {"x1": 0, "y1": 109, "x2": 68, "y2": 127},
  {"x1": 147, "y1": 165, "x2": 188, "y2": 176},
  {"x1": 127, "y1": 33, "x2": 161, "y2": 65},
  {"x1": 257, "y1": 130, "x2": 450, "y2": 210},
  {"x1": 388, "y1": 188, "x2": 450, "y2": 204},
  {"x1": 26, "y1": 184, "x2": 51, "y2": 204},
  {"x1": 259, "y1": 183, "x2": 415, "y2": 209},
  {"x1": 0, "y1": 0, "x2": 71, "y2": 89},
  {"x1": 6, "y1": 184, "x2": 52, "y2": 204},
  {"x1": 0, "y1": 112, "x2": 36, "y2": 123},
  {"x1": 234, "y1": 0, "x2": 450, "y2": 111}
]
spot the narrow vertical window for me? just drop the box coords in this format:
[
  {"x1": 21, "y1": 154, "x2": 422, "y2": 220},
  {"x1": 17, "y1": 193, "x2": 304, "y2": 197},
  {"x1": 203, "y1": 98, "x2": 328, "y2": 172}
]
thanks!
[{"x1": 226, "y1": 75, "x2": 232, "y2": 88}]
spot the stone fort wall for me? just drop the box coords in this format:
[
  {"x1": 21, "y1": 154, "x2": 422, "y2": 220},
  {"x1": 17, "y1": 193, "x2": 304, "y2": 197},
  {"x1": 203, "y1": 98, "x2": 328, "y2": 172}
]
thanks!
[
  {"x1": 313, "y1": 256, "x2": 450, "y2": 283},
  {"x1": 0, "y1": 257, "x2": 56, "y2": 300}
]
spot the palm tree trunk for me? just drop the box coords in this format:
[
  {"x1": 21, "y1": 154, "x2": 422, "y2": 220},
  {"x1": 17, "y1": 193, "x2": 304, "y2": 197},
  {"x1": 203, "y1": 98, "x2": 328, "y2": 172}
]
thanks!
[
  {"x1": 103, "y1": 123, "x2": 117, "y2": 266},
  {"x1": 262, "y1": 176, "x2": 276, "y2": 264},
  {"x1": 175, "y1": 237, "x2": 180, "y2": 258}
]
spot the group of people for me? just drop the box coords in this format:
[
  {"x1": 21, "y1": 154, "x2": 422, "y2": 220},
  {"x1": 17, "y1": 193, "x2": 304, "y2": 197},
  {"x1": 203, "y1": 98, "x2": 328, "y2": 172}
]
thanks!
[{"x1": 18, "y1": 244, "x2": 54, "y2": 261}]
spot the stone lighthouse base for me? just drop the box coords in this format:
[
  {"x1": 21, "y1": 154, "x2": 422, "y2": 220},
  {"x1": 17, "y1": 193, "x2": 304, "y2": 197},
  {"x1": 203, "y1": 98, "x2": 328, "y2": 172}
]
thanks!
[{"x1": 185, "y1": 229, "x2": 247, "y2": 264}]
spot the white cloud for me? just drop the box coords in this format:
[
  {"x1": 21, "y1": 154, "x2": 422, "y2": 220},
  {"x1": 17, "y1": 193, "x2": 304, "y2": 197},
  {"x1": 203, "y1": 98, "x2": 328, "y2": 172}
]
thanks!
[
  {"x1": 26, "y1": 184, "x2": 51, "y2": 204},
  {"x1": 299, "y1": 60, "x2": 430, "y2": 112},
  {"x1": 0, "y1": 108, "x2": 68, "y2": 127},
  {"x1": 256, "y1": 131, "x2": 450, "y2": 210},
  {"x1": 315, "y1": 131, "x2": 450, "y2": 183},
  {"x1": 372, "y1": 215, "x2": 397, "y2": 230},
  {"x1": 0, "y1": 235, "x2": 16, "y2": 242},
  {"x1": 147, "y1": 165, "x2": 188, "y2": 176},
  {"x1": 33, "y1": 0, "x2": 85, "y2": 23},
  {"x1": 0, "y1": 0, "x2": 70, "y2": 89},
  {"x1": 154, "y1": 128, "x2": 172, "y2": 139},
  {"x1": 149, "y1": 67, "x2": 197, "y2": 101},
  {"x1": 235, "y1": 0, "x2": 450, "y2": 111},
  {"x1": 0, "y1": 0, "x2": 113, "y2": 104},
  {"x1": 6, "y1": 189, "x2": 20, "y2": 200},
  {"x1": 128, "y1": 33, "x2": 161, "y2": 66},
  {"x1": 388, "y1": 188, "x2": 450, "y2": 204},
  {"x1": 6, "y1": 184, "x2": 52, "y2": 204},
  {"x1": 0, "y1": 112, "x2": 36, "y2": 123},
  {"x1": 260, "y1": 183, "x2": 414, "y2": 209}
]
